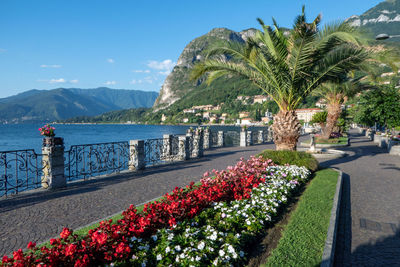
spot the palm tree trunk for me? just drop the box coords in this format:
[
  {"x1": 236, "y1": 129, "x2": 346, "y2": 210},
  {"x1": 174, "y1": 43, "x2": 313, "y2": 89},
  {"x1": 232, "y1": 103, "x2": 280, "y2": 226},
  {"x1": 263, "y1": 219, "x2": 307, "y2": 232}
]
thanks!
[
  {"x1": 322, "y1": 103, "x2": 342, "y2": 139},
  {"x1": 271, "y1": 110, "x2": 301, "y2": 151}
]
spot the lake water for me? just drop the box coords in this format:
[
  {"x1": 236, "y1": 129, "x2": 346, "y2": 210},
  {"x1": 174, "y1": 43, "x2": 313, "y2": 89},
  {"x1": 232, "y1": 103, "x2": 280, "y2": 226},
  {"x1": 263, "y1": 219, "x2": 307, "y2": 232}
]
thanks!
[{"x1": 0, "y1": 124, "x2": 265, "y2": 152}]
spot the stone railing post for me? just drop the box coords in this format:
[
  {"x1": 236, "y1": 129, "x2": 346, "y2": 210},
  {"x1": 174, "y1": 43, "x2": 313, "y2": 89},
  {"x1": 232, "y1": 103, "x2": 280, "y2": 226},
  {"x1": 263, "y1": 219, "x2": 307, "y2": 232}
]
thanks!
[
  {"x1": 217, "y1": 131, "x2": 224, "y2": 147},
  {"x1": 178, "y1": 136, "x2": 190, "y2": 161},
  {"x1": 203, "y1": 128, "x2": 211, "y2": 150},
  {"x1": 129, "y1": 140, "x2": 145, "y2": 171},
  {"x1": 163, "y1": 134, "x2": 172, "y2": 159},
  {"x1": 196, "y1": 128, "x2": 204, "y2": 157},
  {"x1": 258, "y1": 130, "x2": 264, "y2": 144},
  {"x1": 41, "y1": 137, "x2": 66, "y2": 189},
  {"x1": 246, "y1": 131, "x2": 253, "y2": 146},
  {"x1": 240, "y1": 130, "x2": 247, "y2": 147},
  {"x1": 192, "y1": 131, "x2": 202, "y2": 158},
  {"x1": 267, "y1": 128, "x2": 273, "y2": 142}
]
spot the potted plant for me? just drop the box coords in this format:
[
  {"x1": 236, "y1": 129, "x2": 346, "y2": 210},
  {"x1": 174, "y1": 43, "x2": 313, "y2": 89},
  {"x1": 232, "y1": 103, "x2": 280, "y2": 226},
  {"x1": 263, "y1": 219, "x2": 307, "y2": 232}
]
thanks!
[{"x1": 39, "y1": 124, "x2": 63, "y2": 147}]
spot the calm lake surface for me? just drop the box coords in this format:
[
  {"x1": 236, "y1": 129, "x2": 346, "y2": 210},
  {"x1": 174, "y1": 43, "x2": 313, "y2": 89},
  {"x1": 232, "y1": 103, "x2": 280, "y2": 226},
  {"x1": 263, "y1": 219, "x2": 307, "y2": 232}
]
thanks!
[{"x1": 0, "y1": 124, "x2": 265, "y2": 152}]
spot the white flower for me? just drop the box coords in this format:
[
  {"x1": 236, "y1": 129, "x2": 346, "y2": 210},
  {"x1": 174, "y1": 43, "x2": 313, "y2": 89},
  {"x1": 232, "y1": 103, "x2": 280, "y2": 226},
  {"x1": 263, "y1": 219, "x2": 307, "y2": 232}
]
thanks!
[
  {"x1": 196, "y1": 255, "x2": 201, "y2": 261},
  {"x1": 165, "y1": 246, "x2": 171, "y2": 253},
  {"x1": 175, "y1": 245, "x2": 181, "y2": 252},
  {"x1": 221, "y1": 213, "x2": 226, "y2": 218},
  {"x1": 219, "y1": 250, "x2": 225, "y2": 257},
  {"x1": 168, "y1": 233, "x2": 174, "y2": 240},
  {"x1": 198, "y1": 241, "x2": 205, "y2": 250},
  {"x1": 156, "y1": 254, "x2": 162, "y2": 261}
]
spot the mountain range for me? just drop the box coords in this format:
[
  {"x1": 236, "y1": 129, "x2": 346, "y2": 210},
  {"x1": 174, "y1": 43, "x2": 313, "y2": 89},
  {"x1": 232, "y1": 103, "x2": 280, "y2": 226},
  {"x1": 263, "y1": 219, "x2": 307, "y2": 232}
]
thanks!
[
  {"x1": 0, "y1": 88, "x2": 158, "y2": 123},
  {"x1": 346, "y1": 0, "x2": 400, "y2": 41}
]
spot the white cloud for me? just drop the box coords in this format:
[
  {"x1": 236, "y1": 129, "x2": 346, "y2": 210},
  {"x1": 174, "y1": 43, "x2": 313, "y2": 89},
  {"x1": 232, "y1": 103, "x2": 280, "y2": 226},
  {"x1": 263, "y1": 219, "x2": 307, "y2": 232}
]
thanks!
[
  {"x1": 0, "y1": 48, "x2": 6, "y2": 53},
  {"x1": 49, "y1": 78, "x2": 66, "y2": 84},
  {"x1": 40, "y1": 64, "x2": 62, "y2": 68},
  {"x1": 104, "y1": 81, "x2": 116, "y2": 85},
  {"x1": 130, "y1": 79, "x2": 141, "y2": 84},
  {"x1": 107, "y1": 58, "x2": 115, "y2": 63},
  {"x1": 37, "y1": 78, "x2": 78, "y2": 84},
  {"x1": 143, "y1": 76, "x2": 153, "y2": 84},
  {"x1": 158, "y1": 71, "x2": 171, "y2": 76},
  {"x1": 132, "y1": 69, "x2": 151, "y2": 73},
  {"x1": 147, "y1": 59, "x2": 176, "y2": 71}
]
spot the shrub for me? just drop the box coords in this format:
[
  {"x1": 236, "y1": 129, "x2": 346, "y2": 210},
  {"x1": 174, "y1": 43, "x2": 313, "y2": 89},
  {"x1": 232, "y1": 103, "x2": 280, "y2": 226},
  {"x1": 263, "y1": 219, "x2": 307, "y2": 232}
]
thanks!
[{"x1": 257, "y1": 150, "x2": 319, "y2": 172}]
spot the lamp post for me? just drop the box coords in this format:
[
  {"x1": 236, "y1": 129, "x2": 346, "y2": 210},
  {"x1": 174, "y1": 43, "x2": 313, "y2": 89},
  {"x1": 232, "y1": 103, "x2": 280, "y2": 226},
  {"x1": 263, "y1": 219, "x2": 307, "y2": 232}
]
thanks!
[{"x1": 375, "y1": 33, "x2": 400, "y2": 40}]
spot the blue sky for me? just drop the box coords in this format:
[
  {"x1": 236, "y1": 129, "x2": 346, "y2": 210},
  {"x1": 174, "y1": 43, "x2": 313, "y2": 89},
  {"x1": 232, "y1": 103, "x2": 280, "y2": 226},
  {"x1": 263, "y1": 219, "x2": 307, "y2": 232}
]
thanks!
[{"x1": 0, "y1": 0, "x2": 383, "y2": 98}]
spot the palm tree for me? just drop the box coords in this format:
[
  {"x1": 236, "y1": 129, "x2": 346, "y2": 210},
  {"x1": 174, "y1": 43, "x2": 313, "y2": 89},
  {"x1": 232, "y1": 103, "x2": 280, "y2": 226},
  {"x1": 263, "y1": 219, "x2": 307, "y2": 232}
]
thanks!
[
  {"x1": 191, "y1": 7, "x2": 368, "y2": 150},
  {"x1": 313, "y1": 79, "x2": 374, "y2": 139}
]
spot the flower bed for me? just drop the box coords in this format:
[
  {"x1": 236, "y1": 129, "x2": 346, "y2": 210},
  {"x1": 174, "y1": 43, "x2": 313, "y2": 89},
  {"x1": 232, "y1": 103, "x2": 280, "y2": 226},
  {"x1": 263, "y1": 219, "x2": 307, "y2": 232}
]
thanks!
[{"x1": 1, "y1": 157, "x2": 310, "y2": 267}]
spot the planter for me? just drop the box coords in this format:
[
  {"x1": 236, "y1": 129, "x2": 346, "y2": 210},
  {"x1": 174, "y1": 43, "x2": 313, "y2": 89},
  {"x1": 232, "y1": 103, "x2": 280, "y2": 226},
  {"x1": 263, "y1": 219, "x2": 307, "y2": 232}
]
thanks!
[
  {"x1": 388, "y1": 140, "x2": 400, "y2": 155},
  {"x1": 42, "y1": 137, "x2": 64, "y2": 147}
]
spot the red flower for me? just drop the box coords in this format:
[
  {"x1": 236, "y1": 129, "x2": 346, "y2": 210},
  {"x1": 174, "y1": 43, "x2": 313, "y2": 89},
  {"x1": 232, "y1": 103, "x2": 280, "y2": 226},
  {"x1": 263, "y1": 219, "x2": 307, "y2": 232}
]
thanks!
[
  {"x1": 60, "y1": 228, "x2": 72, "y2": 239},
  {"x1": 27, "y1": 241, "x2": 36, "y2": 249},
  {"x1": 65, "y1": 243, "x2": 77, "y2": 256}
]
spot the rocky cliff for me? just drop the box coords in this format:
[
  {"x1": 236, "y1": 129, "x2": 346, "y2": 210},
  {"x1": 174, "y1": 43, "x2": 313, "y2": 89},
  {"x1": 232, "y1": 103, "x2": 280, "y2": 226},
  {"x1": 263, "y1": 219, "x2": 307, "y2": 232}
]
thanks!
[{"x1": 153, "y1": 27, "x2": 257, "y2": 110}]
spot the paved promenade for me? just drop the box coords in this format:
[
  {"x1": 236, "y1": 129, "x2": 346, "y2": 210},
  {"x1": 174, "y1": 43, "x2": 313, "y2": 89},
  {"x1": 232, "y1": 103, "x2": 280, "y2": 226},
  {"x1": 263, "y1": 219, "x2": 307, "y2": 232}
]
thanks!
[
  {"x1": 0, "y1": 143, "x2": 274, "y2": 256},
  {"x1": 317, "y1": 130, "x2": 400, "y2": 266}
]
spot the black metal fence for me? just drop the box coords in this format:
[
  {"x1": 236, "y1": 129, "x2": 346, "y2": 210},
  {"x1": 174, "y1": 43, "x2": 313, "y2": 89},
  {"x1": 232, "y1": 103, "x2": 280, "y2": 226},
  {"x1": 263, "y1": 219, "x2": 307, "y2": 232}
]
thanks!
[
  {"x1": 224, "y1": 131, "x2": 240, "y2": 147},
  {"x1": 0, "y1": 150, "x2": 44, "y2": 197},
  {"x1": 64, "y1": 141, "x2": 129, "y2": 181},
  {"x1": 143, "y1": 136, "x2": 180, "y2": 166}
]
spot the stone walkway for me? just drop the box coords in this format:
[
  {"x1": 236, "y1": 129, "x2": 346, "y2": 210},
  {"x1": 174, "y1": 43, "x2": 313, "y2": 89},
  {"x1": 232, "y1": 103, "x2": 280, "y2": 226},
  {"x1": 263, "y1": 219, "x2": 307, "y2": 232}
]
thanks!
[
  {"x1": 0, "y1": 143, "x2": 274, "y2": 256},
  {"x1": 318, "y1": 130, "x2": 400, "y2": 266}
]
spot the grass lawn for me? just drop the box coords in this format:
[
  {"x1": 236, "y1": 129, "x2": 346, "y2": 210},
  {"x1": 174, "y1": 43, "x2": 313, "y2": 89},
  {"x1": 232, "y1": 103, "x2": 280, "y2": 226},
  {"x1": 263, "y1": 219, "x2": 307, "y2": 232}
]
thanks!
[
  {"x1": 261, "y1": 168, "x2": 339, "y2": 267},
  {"x1": 304, "y1": 136, "x2": 348, "y2": 145}
]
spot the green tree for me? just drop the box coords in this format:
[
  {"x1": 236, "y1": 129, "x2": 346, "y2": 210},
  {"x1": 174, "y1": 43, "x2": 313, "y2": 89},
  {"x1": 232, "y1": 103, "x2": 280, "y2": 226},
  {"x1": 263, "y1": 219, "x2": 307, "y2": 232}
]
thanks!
[
  {"x1": 313, "y1": 78, "x2": 374, "y2": 139},
  {"x1": 353, "y1": 86, "x2": 400, "y2": 129},
  {"x1": 191, "y1": 7, "x2": 367, "y2": 150},
  {"x1": 310, "y1": 111, "x2": 327, "y2": 132}
]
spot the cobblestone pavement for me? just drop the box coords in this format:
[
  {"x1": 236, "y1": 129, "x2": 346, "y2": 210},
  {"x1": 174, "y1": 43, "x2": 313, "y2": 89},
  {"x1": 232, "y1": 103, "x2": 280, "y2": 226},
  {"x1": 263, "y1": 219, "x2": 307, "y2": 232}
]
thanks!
[
  {"x1": 318, "y1": 130, "x2": 400, "y2": 266},
  {"x1": 0, "y1": 143, "x2": 274, "y2": 256}
]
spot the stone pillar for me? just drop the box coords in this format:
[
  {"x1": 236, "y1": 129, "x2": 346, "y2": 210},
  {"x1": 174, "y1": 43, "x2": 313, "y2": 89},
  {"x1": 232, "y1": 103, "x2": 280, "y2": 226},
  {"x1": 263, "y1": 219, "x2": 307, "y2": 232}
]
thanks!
[
  {"x1": 41, "y1": 137, "x2": 66, "y2": 189},
  {"x1": 258, "y1": 130, "x2": 264, "y2": 144},
  {"x1": 192, "y1": 132, "x2": 200, "y2": 158},
  {"x1": 163, "y1": 134, "x2": 172, "y2": 159},
  {"x1": 129, "y1": 140, "x2": 145, "y2": 171},
  {"x1": 195, "y1": 128, "x2": 204, "y2": 157},
  {"x1": 217, "y1": 131, "x2": 224, "y2": 147},
  {"x1": 240, "y1": 130, "x2": 247, "y2": 147},
  {"x1": 178, "y1": 136, "x2": 190, "y2": 161},
  {"x1": 246, "y1": 131, "x2": 253, "y2": 146},
  {"x1": 203, "y1": 128, "x2": 211, "y2": 150}
]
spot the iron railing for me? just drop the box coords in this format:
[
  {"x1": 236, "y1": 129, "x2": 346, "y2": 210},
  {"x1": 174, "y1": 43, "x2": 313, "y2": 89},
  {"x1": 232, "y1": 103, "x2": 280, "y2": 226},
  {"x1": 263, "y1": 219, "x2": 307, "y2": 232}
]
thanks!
[
  {"x1": 211, "y1": 132, "x2": 219, "y2": 147},
  {"x1": 0, "y1": 149, "x2": 44, "y2": 197},
  {"x1": 64, "y1": 141, "x2": 129, "y2": 182},
  {"x1": 224, "y1": 131, "x2": 240, "y2": 147},
  {"x1": 252, "y1": 131, "x2": 260, "y2": 144},
  {"x1": 143, "y1": 136, "x2": 180, "y2": 166}
]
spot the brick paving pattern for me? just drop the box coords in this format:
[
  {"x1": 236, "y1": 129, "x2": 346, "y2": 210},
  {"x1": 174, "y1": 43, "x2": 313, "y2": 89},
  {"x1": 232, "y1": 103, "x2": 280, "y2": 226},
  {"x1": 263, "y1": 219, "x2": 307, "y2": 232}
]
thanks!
[
  {"x1": 318, "y1": 130, "x2": 400, "y2": 266},
  {"x1": 0, "y1": 144, "x2": 273, "y2": 256}
]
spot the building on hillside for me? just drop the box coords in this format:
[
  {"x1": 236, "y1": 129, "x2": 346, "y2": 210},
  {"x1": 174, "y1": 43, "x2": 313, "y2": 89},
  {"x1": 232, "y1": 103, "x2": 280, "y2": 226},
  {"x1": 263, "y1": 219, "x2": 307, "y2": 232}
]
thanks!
[
  {"x1": 209, "y1": 116, "x2": 218, "y2": 123},
  {"x1": 253, "y1": 95, "x2": 270, "y2": 104},
  {"x1": 237, "y1": 95, "x2": 251, "y2": 101},
  {"x1": 239, "y1": 111, "x2": 250, "y2": 119},
  {"x1": 183, "y1": 108, "x2": 197, "y2": 114},
  {"x1": 195, "y1": 112, "x2": 202, "y2": 117},
  {"x1": 316, "y1": 99, "x2": 327, "y2": 108},
  {"x1": 192, "y1": 105, "x2": 215, "y2": 111},
  {"x1": 261, "y1": 117, "x2": 271, "y2": 124},
  {"x1": 295, "y1": 108, "x2": 323, "y2": 123},
  {"x1": 202, "y1": 112, "x2": 211, "y2": 119},
  {"x1": 241, "y1": 118, "x2": 252, "y2": 125},
  {"x1": 182, "y1": 118, "x2": 189, "y2": 123},
  {"x1": 161, "y1": 114, "x2": 167, "y2": 122}
]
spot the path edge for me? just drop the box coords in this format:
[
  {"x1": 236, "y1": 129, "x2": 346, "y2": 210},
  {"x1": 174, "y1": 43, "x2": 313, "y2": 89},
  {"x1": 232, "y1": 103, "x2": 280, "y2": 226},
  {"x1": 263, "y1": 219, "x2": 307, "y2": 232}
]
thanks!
[{"x1": 320, "y1": 169, "x2": 343, "y2": 267}]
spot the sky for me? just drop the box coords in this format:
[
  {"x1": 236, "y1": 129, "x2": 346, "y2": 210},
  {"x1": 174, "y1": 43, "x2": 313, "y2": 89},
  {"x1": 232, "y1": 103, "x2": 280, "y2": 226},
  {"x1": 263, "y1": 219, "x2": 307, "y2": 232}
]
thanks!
[{"x1": 0, "y1": 0, "x2": 384, "y2": 98}]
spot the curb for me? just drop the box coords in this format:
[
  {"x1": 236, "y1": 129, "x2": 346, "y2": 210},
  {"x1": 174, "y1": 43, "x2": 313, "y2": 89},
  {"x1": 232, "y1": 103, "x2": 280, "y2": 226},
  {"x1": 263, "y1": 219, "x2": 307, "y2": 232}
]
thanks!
[{"x1": 321, "y1": 169, "x2": 343, "y2": 267}]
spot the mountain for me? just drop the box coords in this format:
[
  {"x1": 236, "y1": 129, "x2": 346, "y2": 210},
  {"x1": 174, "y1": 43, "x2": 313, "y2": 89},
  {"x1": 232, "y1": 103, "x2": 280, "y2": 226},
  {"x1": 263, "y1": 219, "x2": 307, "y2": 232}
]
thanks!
[
  {"x1": 0, "y1": 88, "x2": 158, "y2": 123},
  {"x1": 346, "y1": 0, "x2": 400, "y2": 42},
  {"x1": 153, "y1": 27, "x2": 258, "y2": 110}
]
